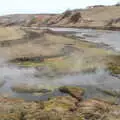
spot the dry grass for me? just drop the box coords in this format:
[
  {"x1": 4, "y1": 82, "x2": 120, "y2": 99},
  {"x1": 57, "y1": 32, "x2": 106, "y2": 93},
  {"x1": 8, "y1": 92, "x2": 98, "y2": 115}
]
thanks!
[{"x1": 0, "y1": 26, "x2": 25, "y2": 41}]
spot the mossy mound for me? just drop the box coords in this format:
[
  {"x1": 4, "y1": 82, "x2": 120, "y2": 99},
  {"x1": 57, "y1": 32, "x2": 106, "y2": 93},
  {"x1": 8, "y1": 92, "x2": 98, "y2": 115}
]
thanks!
[
  {"x1": 61, "y1": 10, "x2": 72, "y2": 19},
  {"x1": 44, "y1": 96, "x2": 78, "y2": 112},
  {"x1": 108, "y1": 63, "x2": 120, "y2": 74},
  {"x1": 59, "y1": 86, "x2": 85, "y2": 100},
  {"x1": 69, "y1": 12, "x2": 81, "y2": 23},
  {"x1": 107, "y1": 55, "x2": 120, "y2": 74},
  {"x1": 11, "y1": 84, "x2": 52, "y2": 93}
]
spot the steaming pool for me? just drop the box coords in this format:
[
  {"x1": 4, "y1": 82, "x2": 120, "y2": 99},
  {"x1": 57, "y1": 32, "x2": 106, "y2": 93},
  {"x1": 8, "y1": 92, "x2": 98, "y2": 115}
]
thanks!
[
  {"x1": 0, "y1": 63, "x2": 120, "y2": 102},
  {"x1": 0, "y1": 27, "x2": 120, "y2": 102}
]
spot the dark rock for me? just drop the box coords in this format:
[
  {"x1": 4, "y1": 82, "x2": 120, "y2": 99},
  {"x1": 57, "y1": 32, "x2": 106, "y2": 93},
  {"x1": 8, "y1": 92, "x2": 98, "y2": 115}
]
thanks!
[
  {"x1": 69, "y1": 12, "x2": 81, "y2": 23},
  {"x1": 61, "y1": 10, "x2": 72, "y2": 20}
]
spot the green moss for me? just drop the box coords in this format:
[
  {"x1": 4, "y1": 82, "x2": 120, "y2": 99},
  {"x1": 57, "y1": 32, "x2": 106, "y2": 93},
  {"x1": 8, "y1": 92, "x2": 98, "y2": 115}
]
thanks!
[
  {"x1": 60, "y1": 86, "x2": 85, "y2": 93},
  {"x1": 59, "y1": 86, "x2": 85, "y2": 100},
  {"x1": 46, "y1": 60, "x2": 72, "y2": 70},
  {"x1": 44, "y1": 96, "x2": 77, "y2": 112},
  {"x1": 17, "y1": 61, "x2": 44, "y2": 67},
  {"x1": 16, "y1": 58, "x2": 72, "y2": 72},
  {"x1": 108, "y1": 63, "x2": 120, "y2": 74},
  {"x1": 106, "y1": 55, "x2": 120, "y2": 74}
]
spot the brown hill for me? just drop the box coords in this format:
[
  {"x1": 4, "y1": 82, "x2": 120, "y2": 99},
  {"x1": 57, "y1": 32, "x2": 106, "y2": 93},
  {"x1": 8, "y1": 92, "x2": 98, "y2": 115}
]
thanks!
[
  {"x1": 47, "y1": 6, "x2": 120, "y2": 29},
  {"x1": 0, "y1": 5, "x2": 120, "y2": 29}
]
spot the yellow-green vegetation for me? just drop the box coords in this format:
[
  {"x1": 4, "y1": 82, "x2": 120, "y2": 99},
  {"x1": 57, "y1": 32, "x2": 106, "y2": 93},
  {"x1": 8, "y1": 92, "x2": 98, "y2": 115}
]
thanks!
[
  {"x1": 44, "y1": 96, "x2": 77, "y2": 112},
  {"x1": 107, "y1": 55, "x2": 120, "y2": 74},
  {"x1": 16, "y1": 56, "x2": 73, "y2": 72},
  {"x1": 44, "y1": 57, "x2": 72, "y2": 71},
  {"x1": 59, "y1": 86, "x2": 85, "y2": 100},
  {"x1": 15, "y1": 48, "x2": 113, "y2": 73},
  {"x1": 108, "y1": 63, "x2": 120, "y2": 74},
  {"x1": 17, "y1": 61, "x2": 44, "y2": 67},
  {"x1": 60, "y1": 86, "x2": 85, "y2": 93}
]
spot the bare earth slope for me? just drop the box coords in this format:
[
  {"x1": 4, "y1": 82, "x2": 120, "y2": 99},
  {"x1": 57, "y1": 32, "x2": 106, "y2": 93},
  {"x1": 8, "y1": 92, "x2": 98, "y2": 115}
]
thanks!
[
  {"x1": 48, "y1": 6, "x2": 120, "y2": 29},
  {"x1": 0, "y1": 6, "x2": 120, "y2": 30}
]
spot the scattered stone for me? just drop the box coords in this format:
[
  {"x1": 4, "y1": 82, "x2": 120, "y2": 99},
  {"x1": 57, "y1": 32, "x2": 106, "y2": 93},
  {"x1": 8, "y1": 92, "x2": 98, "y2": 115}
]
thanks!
[{"x1": 108, "y1": 63, "x2": 120, "y2": 74}]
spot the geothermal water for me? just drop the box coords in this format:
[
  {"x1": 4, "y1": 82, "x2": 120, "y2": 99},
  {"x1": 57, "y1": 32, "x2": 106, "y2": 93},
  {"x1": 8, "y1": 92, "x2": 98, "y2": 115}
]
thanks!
[
  {"x1": 50, "y1": 27, "x2": 120, "y2": 51},
  {"x1": 0, "y1": 60, "x2": 120, "y2": 101},
  {"x1": 0, "y1": 28, "x2": 120, "y2": 101}
]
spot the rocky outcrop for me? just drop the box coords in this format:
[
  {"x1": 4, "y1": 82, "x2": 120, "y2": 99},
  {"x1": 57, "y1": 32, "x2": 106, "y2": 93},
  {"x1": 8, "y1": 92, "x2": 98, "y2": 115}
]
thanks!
[
  {"x1": 69, "y1": 12, "x2": 81, "y2": 23},
  {"x1": 46, "y1": 6, "x2": 120, "y2": 30}
]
